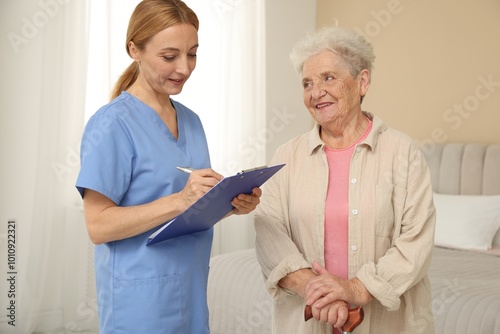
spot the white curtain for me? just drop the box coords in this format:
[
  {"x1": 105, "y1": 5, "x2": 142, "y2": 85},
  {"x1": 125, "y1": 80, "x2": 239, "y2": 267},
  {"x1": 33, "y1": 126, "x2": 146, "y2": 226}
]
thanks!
[
  {"x1": 84, "y1": 0, "x2": 142, "y2": 123},
  {"x1": 0, "y1": 0, "x2": 96, "y2": 333},
  {"x1": 179, "y1": 0, "x2": 266, "y2": 255}
]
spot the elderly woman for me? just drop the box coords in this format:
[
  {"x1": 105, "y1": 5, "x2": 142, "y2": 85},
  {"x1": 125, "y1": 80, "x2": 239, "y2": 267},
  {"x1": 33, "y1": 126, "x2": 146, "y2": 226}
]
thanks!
[{"x1": 254, "y1": 26, "x2": 436, "y2": 333}]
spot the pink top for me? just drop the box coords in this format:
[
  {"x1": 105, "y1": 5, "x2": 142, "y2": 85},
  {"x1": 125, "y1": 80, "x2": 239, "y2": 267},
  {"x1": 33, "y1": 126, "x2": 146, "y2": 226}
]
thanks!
[{"x1": 324, "y1": 119, "x2": 372, "y2": 279}]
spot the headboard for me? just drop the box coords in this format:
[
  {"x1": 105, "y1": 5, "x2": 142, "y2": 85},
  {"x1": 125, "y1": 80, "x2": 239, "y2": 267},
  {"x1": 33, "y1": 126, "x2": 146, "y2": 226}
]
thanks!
[
  {"x1": 423, "y1": 143, "x2": 500, "y2": 195},
  {"x1": 422, "y1": 143, "x2": 500, "y2": 247}
]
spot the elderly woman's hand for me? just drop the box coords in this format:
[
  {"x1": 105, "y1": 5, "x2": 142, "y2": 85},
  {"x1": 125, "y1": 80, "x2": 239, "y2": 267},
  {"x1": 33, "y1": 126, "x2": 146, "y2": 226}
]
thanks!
[
  {"x1": 309, "y1": 299, "x2": 349, "y2": 328},
  {"x1": 230, "y1": 187, "x2": 262, "y2": 215},
  {"x1": 305, "y1": 261, "x2": 373, "y2": 312}
]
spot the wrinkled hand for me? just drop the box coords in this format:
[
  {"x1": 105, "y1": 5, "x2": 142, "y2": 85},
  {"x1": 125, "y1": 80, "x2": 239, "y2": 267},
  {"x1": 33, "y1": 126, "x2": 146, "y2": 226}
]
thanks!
[
  {"x1": 305, "y1": 262, "x2": 372, "y2": 314},
  {"x1": 304, "y1": 262, "x2": 351, "y2": 326},
  {"x1": 230, "y1": 187, "x2": 262, "y2": 215},
  {"x1": 178, "y1": 169, "x2": 223, "y2": 209},
  {"x1": 305, "y1": 261, "x2": 350, "y2": 307},
  {"x1": 309, "y1": 299, "x2": 348, "y2": 328}
]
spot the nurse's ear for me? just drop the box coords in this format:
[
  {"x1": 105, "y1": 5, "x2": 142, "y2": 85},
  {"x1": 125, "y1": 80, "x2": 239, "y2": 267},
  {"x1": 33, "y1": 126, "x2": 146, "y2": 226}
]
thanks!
[{"x1": 128, "y1": 41, "x2": 141, "y2": 64}]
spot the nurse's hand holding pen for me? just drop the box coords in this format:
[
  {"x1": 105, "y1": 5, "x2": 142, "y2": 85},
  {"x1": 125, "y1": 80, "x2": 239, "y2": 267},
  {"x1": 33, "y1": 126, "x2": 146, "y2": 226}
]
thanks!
[
  {"x1": 177, "y1": 167, "x2": 223, "y2": 206},
  {"x1": 177, "y1": 167, "x2": 262, "y2": 216}
]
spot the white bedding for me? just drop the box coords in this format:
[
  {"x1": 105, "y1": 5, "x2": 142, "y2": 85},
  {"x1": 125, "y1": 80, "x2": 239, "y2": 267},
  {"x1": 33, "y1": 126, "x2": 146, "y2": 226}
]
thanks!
[
  {"x1": 208, "y1": 247, "x2": 500, "y2": 334},
  {"x1": 428, "y1": 246, "x2": 500, "y2": 334},
  {"x1": 208, "y1": 248, "x2": 272, "y2": 334}
]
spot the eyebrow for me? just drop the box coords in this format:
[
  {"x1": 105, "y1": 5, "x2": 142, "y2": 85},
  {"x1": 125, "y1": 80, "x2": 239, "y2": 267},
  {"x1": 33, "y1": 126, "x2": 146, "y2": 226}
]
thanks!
[
  {"x1": 159, "y1": 44, "x2": 199, "y2": 52},
  {"x1": 302, "y1": 70, "x2": 336, "y2": 82},
  {"x1": 319, "y1": 70, "x2": 336, "y2": 77}
]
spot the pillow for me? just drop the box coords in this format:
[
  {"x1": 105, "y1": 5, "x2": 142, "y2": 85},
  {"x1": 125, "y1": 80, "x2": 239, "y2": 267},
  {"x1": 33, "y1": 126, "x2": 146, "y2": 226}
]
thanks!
[{"x1": 433, "y1": 193, "x2": 500, "y2": 250}]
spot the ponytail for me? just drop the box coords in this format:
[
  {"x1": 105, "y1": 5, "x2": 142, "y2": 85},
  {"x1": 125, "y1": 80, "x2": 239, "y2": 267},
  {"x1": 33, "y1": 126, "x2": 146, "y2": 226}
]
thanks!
[{"x1": 110, "y1": 61, "x2": 139, "y2": 100}]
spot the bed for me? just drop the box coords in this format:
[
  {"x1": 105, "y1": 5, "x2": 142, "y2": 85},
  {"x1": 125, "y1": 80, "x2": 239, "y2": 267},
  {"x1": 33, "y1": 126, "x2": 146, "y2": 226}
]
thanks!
[
  {"x1": 207, "y1": 143, "x2": 500, "y2": 334},
  {"x1": 424, "y1": 143, "x2": 500, "y2": 334}
]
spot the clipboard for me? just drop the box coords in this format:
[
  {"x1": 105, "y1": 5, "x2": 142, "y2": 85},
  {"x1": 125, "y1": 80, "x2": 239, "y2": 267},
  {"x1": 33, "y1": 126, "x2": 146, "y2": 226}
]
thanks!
[{"x1": 146, "y1": 163, "x2": 285, "y2": 245}]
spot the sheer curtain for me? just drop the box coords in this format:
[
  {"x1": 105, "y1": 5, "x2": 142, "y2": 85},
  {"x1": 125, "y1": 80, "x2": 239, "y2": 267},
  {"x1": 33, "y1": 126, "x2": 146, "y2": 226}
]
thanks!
[
  {"x1": 0, "y1": 1, "x2": 95, "y2": 333},
  {"x1": 84, "y1": 0, "x2": 142, "y2": 123},
  {"x1": 179, "y1": 0, "x2": 266, "y2": 255}
]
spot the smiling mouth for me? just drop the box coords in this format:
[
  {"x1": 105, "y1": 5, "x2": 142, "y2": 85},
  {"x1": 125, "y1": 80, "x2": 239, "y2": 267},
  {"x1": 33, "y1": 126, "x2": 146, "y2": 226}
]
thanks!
[
  {"x1": 169, "y1": 78, "x2": 184, "y2": 85},
  {"x1": 315, "y1": 102, "x2": 333, "y2": 109}
]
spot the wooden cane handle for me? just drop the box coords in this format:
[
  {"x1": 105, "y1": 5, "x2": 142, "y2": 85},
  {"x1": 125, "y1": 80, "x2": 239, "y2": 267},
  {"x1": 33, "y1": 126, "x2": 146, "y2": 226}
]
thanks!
[
  {"x1": 304, "y1": 304, "x2": 311, "y2": 321},
  {"x1": 304, "y1": 305, "x2": 364, "y2": 332},
  {"x1": 341, "y1": 306, "x2": 364, "y2": 332}
]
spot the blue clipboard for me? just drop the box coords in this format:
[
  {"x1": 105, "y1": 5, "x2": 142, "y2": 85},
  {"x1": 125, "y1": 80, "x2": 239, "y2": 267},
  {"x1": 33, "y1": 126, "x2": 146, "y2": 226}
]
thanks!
[{"x1": 146, "y1": 163, "x2": 285, "y2": 245}]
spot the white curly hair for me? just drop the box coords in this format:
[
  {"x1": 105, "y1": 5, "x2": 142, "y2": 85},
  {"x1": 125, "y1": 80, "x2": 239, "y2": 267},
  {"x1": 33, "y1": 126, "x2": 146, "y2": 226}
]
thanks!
[{"x1": 290, "y1": 25, "x2": 375, "y2": 79}]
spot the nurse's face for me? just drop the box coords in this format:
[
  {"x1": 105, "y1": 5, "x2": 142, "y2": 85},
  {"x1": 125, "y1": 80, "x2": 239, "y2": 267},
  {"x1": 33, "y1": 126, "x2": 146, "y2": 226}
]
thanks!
[{"x1": 130, "y1": 23, "x2": 198, "y2": 96}]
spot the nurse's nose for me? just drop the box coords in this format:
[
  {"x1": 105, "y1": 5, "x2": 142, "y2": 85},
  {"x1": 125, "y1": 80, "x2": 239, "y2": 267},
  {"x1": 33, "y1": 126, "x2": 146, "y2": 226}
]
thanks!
[{"x1": 175, "y1": 56, "x2": 192, "y2": 76}]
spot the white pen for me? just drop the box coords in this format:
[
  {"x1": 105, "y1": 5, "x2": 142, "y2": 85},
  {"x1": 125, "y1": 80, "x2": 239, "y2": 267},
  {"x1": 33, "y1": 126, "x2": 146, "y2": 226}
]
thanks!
[{"x1": 176, "y1": 166, "x2": 196, "y2": 174}]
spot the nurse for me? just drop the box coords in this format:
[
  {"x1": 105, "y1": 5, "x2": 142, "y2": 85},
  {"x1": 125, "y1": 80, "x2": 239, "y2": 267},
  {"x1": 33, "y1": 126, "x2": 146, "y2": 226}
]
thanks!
[{"x1": 75, "y1": 1, "x2": 261, "y2": 333}]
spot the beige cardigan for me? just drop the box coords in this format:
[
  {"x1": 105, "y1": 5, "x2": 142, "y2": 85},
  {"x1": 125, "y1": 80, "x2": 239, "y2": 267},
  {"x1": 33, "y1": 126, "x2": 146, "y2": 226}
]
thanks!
[{"x1": 254, "y1": 113, "x2": 436, "y2": 334}]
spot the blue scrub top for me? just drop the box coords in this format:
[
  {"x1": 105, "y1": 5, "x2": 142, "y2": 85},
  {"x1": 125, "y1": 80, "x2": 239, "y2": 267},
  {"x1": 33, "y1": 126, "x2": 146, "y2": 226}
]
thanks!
[{"x1": 76, "y1": 91, "x2": 213, "y2": 334}]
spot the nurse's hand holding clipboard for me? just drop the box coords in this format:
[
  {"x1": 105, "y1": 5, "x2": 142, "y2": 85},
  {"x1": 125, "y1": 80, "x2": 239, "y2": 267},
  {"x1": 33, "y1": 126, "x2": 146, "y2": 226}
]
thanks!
[{"x1": 177, "y1": 167, "x2": 262, "y2": 217}]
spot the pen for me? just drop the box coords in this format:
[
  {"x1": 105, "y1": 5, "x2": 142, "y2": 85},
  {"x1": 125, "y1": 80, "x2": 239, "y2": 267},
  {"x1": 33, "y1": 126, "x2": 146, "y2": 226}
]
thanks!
[{"x1": 176, "y1": 166, "x2": 195, "y2": 174}]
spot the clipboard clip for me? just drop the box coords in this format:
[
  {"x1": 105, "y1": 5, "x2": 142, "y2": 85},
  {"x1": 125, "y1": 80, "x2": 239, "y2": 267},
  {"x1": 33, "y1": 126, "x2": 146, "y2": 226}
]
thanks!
[{"x1": 237, "y1": 165, "x2": 268, "y2": 175}]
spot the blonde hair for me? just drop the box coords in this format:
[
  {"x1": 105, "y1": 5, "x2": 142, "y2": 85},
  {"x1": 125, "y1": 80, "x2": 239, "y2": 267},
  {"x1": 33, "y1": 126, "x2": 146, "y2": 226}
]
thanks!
[{"x1": 110, "y1": 0, "x2": 199, "y2": 100}]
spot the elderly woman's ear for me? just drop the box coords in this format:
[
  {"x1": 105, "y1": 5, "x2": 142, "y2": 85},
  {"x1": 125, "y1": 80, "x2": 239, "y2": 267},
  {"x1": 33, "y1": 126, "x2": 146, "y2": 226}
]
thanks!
[
  {"x1": 359, "y1": 69, "x2": 371, "y2": 103},
  {"x1": 360, "y1": 69, "x2": 371, "y2": 96}
]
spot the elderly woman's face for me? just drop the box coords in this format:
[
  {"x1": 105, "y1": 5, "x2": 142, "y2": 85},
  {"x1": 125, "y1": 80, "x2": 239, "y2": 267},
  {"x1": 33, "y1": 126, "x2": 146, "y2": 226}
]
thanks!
[{"x1": 301, "y1": 50, "x2": 368, "y2": 128}]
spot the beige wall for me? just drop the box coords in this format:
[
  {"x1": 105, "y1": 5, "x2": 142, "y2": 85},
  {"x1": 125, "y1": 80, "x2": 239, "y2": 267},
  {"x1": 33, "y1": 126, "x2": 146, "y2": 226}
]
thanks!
[
  {"x1": 265, "y1": 0, "x2": 317, "y2": 162},
  {"x1": 316, "y1": 0, "x2": 500, "y2": 146}
]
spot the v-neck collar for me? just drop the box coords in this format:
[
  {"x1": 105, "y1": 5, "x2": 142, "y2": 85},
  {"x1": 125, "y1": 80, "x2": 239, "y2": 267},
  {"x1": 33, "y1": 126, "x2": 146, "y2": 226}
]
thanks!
[{"x1": 122, "y1": 91, "x2": 185, "y2": 146}]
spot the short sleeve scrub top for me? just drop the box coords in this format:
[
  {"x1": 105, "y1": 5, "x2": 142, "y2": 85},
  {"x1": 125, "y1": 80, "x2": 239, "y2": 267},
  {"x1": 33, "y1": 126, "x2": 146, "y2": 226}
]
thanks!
[{"x1": 76, "y1": 91, "x2": 213, "y2": 334}]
